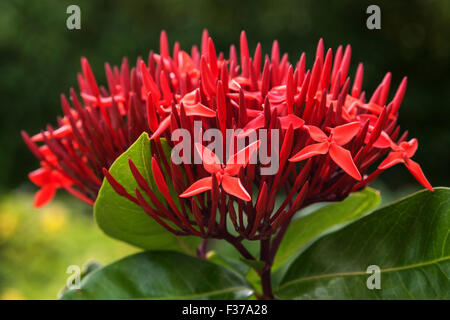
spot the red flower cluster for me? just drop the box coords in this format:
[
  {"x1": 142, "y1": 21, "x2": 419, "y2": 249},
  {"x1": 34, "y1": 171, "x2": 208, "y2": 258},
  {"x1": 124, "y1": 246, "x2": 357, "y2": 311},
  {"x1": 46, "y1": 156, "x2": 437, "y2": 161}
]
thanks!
[
  {"x1": 24, "y1": 30, "x2": 432, "y2": 242},
  {"x1": 22, "y1": 56, "x2": 156, "y2": 207},
  {"x1": 103, "y1": 30, "x2": 433, "y2": 241}
]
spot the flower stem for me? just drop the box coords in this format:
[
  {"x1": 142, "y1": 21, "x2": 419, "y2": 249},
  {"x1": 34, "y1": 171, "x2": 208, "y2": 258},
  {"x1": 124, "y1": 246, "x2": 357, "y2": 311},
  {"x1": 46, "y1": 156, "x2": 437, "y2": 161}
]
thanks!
[
  {"x1": 224, "y1": 234, "x2": 256, "y2": 261},
  {"x1": 269, "y1": 215, "x2": 294, "y2": 262},
  {"x1": 260, "y1": 238, "x2": 274, "y2": 299},
  {"x1": 196, "y1": 239, "x2": 208, "y2": 259},
  {"x1": 261, "y1": 267, "x2": 274, "y2": 299}
]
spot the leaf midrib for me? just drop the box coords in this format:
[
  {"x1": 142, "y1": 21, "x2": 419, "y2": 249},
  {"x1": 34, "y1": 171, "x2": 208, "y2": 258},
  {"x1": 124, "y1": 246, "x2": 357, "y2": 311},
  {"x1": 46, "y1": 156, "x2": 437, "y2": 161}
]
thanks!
[
  {"x1": 276, "y1": 192, "x2": 378, "y2": 265},
  {"x1": 143, "y1": 285, "x2": 253, "y2": 300},
  {"x1": 279, "y1": 255, "x2": 450, "y2": 290}
]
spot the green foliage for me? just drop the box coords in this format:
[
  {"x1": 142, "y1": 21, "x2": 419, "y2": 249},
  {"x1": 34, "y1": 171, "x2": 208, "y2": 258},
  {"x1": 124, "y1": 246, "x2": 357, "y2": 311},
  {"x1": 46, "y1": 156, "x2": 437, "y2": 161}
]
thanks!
[
  {"x1": 60, "y1": 251, "x2": 253, "y2": 300},
  {"x1": 63, "y1": 187, "x2": 449, "y2": 300},
  {"x1": 276, "y1": 188, "x2": 450, "y2": 299},
  {"x1": 94, "y1": 133, "x2": 201, "y2": 253},
  {"x1": 245, "y1": 188, "x2": 380, "y2": 288},
  {"x1": 6, "y1": 0, "x2": 450, "y2": 190},
  {"x1": 0, "y1": 192, "x2": 137, "y2": 300},
  {"x1": 5, "y1": 0, "x2": 450, "y2": 297},
  {"x1": 273, "y1": 188, "x2": 381, "y2": 271},
  {"x1": 85, "y1": 188, "x2": 450, "y2": 299}
]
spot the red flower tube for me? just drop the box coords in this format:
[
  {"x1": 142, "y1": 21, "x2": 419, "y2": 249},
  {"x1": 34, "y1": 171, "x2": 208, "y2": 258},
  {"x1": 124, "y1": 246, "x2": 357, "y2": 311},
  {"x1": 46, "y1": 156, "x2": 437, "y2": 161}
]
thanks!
[
  {"x1": 24, "y1": 30, "x2": 433, "y2": 243},
  {"x1": 98, "y1": 30, "x2": 433, "y2": 242}
]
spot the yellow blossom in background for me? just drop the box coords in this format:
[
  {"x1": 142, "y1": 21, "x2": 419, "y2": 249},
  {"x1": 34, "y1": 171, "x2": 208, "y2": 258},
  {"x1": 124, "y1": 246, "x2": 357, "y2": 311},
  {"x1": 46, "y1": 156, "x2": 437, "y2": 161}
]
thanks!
[
  {"x1": 40, "y1": 203, "x2": 68, "y2": 233},
  {"x1": 0, "y1": 204, "x2": 19, "y2": 242},
  {"x1": 0, "y1": 192, "x2": 137, "y2": 299},
  {"x1": 1, "y1": 288, "x2": 26, "y2": 300}
]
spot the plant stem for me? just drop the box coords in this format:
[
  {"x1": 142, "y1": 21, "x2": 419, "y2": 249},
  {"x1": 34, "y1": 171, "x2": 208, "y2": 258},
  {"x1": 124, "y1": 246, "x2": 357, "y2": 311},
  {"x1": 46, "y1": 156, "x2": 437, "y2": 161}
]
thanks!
[
  {"x1": 260, "y1": 238, "x2": 274, "y2": 299},
  {"x1": 223, "y1": 205, "x2": 301, "y2": 299},
  {"x1": 261, "y1": 267, "x2": 274, "y2": 299},
  {"x1": 268, "y1": 215, "x2": 294, "y2": 263},
  {"x1": 224, "y1": 234, "x2": 256, "y2": 261},
  {"x1": 260, "y1": 213, "x2": 298, "y2": 299},
  {"x1": 196, "y1": 239, "x2": 208, "y2": 259}
]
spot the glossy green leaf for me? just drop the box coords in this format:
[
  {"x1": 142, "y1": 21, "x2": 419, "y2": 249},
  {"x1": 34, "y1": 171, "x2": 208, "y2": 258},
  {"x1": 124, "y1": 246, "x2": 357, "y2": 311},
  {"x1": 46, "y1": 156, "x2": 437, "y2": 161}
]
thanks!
[
  {"x1": 206, "y1": 250, "x2": 250, "y2": 276},
  {"x1": 58, "y1": 261, "x2": 103, "y2": 298},
  {"x1": 94, "y1": 133, "x2": 200, "y2": 253},
  {"x1": 239, "y1": 257, "x2": 265, "y2": 273},
  {"x1": 273, "y1": 188, "x2": 381, "y2": 271},
  {"x1": 60, "y1": 251, "x2": 253, "y2": 300},
  {"x1": 277, "y1": 187, "x2": 450, "y2": 299}
]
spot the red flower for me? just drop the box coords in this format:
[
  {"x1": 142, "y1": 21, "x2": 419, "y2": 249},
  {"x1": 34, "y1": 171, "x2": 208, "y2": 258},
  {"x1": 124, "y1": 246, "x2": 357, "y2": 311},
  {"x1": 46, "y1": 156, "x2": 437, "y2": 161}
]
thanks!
[
  {"x1": 22, "y1": 57, "x2": 142, "y2": 207},
  {"x1": 22, "y1": 31, "x2": 209, "y2": 207},
  {"x1": 239, "y1": 105, "x2": 305, "y2": 137},
  {"x1": 28, "y1": 167, "x2": 74, "y2": 207},
  {"x1": 378, "y1": 138, "x2": 433, "y2": 191},
  {"x1": 289, "y1": 122, "x2": 362, "y2": 180},
  {"x1": 180, "y1": 141, "x2": 261, "y2": 201},
  {"x1": 24, "y1": 30, "x2": 433, "y2": 242}
]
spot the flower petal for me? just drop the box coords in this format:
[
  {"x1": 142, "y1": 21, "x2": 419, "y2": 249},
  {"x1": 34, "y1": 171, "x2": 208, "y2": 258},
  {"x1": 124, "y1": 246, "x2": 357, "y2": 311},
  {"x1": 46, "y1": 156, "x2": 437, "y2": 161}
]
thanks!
[
  {"x1": 221, "y1": 175, "x2": 251, "y2": 201},
  {"x1": 195, "y1": 143, "x2": 221, "y2": 174},
  {"x1": 52, "y1": 170, "x2": 73, "y2": 186},
  {"x1": 289, "y1": 142, "x2": 329, "y2": 162},
  {"x1": 180, "y1": 89, "x2": 197, "y2": 105},
  {"x1": 305, "y1": 125, "x2": 328, "y2": 142},
  {"x1": 369, "y1": 131, "x2": 393, "y2": 149},
  {"x1": 400, "y1": 138, "x2": 418, "y2": 158},
  {"x1": 184, "y1": 103, "x2": 216, "y2": 117},
  {"x1": 357, "y1": 114, "x2": 378, "y2": 127},
  {"x1": 279, "y1": 114, "x2": 305, "y2": 130},
  {"x1": 34, "y1": 184, "x2": 57, "y2": 208},
  {"x1": 331, "y1": 121, "x2": 361, "y2": 145},
  {"x1": 405, "y1": 159, "x2": 433, "y2": 191},
  {"x1": 150, "y1": 115, "x2": 171, "y2": 140},
  {"x1": 31, "y1": 125, "x2": 72, "y2": 142},
  {"x1": 361, "y1": 102, "x2": 383, "y2": 114},
  {"x1": 225, "y1": 140, "x2": 261, "y2": 176},
  {"x1": 329, "y1": 143, "x2": 362, "y2": 180},
  {"x1": 29, "y1": 168, "x2": 52, "y2": 186},
  {"x1": 239, "y1": 115, "x2": 264, "y2": 137},
  {"x1": 378, "y1": 151, "x2": 404, "y2": 170},
  {"x1": 179, "y1": 176, "x2": 213, "y2": 198}
]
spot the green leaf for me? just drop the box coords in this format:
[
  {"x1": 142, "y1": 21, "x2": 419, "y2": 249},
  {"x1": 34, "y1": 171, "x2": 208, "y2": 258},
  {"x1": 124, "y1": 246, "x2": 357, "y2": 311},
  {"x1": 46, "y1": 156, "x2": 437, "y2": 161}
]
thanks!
[
  {"x1": 239, "y1": 257, "x2": 265, "y2": 273},
  {"x1": 57, "y1": 261, "x2": 103, "y2": 298},
  {"x1": 277, "y1": 187, "x2": 450, "y2": 299},
  {"x1": 94, "y1": 133, "x2": 201, "y2": 253},
  {"x1": 273, "y1": 188, "x2": 381, "y2": 271},
  {"x1": 243, "y1": 188, "x2": 380, "y2": 289},
  {"x1": 206, "y1": 251, "x2": 250, "y2": 276},
  {"x1": 60, "y1": 251, "x2": 253, "y2": 300}
]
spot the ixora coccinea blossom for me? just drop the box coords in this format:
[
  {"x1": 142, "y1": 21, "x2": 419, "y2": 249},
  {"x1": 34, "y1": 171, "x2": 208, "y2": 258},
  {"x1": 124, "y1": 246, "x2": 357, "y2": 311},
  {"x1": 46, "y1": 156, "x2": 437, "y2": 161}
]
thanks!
[
  {"x1": 23, "y1": 29, "x2": 433, "y2": 216},
  {"x1": 22, "y1": 29, "x2": 434, "y2": 299},
  {"x1": 23, "y1": 30, "x2": 432, "y2": 207}
]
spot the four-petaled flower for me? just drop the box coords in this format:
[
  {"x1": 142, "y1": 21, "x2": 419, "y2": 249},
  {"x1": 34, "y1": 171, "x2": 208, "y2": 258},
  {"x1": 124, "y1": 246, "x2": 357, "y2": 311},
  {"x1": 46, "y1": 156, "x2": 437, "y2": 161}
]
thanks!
[
  {"x1": 28, "y1": 167, "x2": 73, "y2": 208},
  {"x1": 22, "y1": 30, "x2": 434, "y2": 243},
  {"x1": 180, "y1": 141, "x2": 261, "y2": 201},
  {"x1": 240, "y1": 113, "x2": 304, "y2": 137},
  {"x1": 289, "y1": 122, "x2": 362, "y2": 180},
  {"x1": 378, "y1": 138, "x2": 433, "y2": 191}
]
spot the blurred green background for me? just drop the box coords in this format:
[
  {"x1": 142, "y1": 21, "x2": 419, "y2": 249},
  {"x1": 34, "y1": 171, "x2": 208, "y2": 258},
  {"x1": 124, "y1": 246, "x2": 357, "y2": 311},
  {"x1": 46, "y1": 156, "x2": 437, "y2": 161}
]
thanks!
[
  {"x1": 0, "y1": 193, "x2": 137, "y2": 299},
  {"x1": 0, "y1": 0, "x2": 449, "y2": 299}
]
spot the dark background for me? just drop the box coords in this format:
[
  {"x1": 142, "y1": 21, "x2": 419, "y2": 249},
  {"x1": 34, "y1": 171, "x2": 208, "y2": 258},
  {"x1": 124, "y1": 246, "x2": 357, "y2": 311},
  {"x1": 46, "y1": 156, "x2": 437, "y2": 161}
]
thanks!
[{"x1": 1, "y1": 0, "x2": 449, "y2": 193}]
